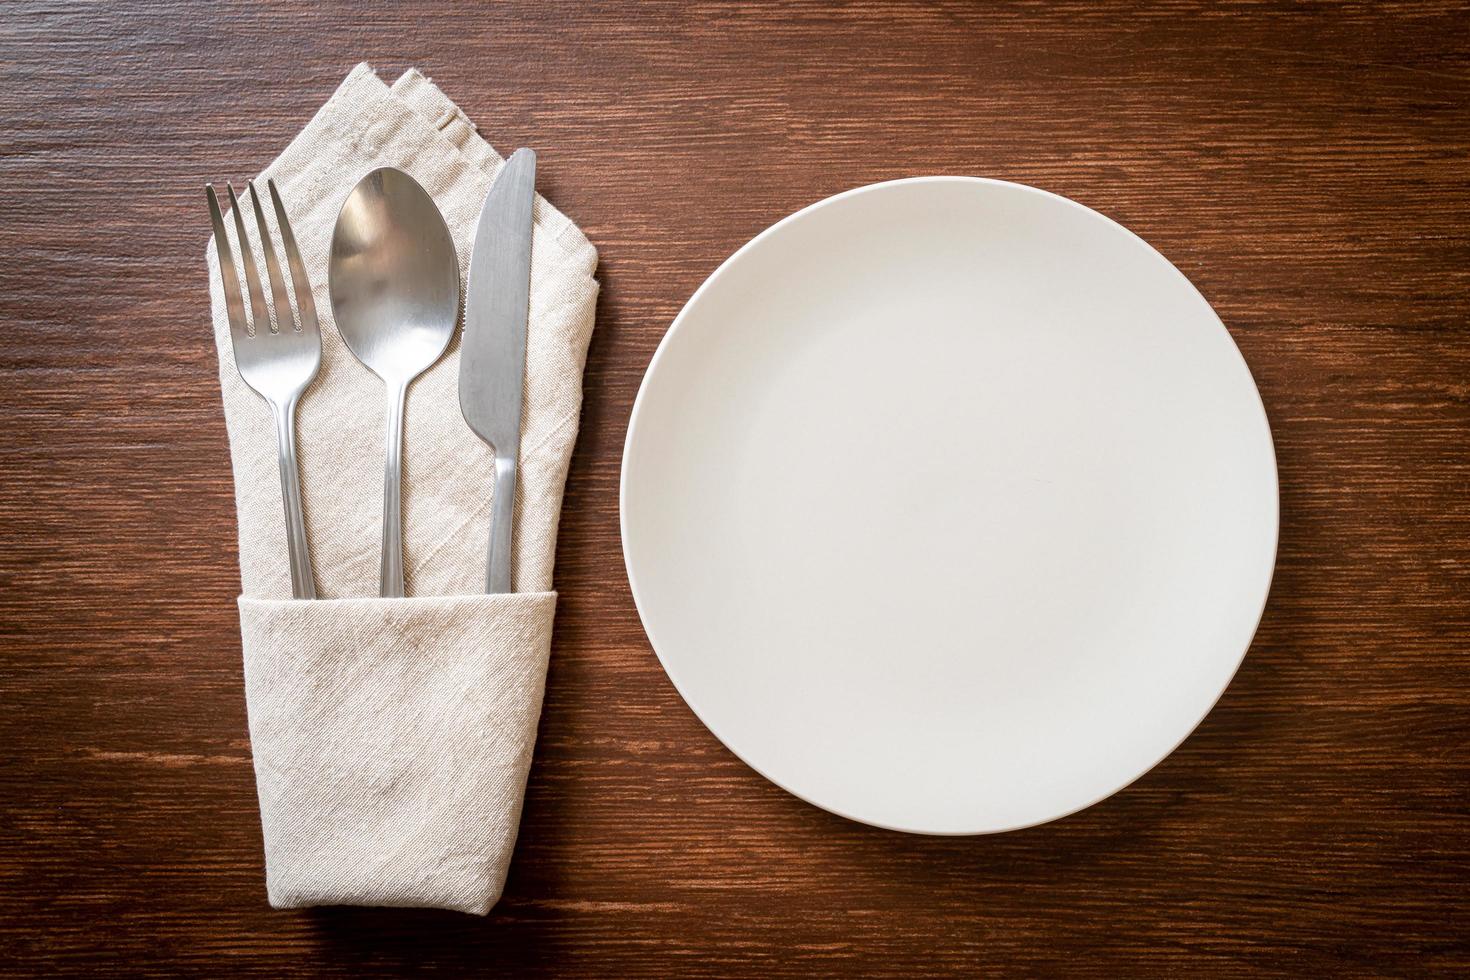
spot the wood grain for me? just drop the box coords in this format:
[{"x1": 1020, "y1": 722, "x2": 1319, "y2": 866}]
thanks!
[{"x1": 2, "y1": 0, "x2": 1468, "y2": 975}]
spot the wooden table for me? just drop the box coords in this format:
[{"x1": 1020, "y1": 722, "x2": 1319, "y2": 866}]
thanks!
[{"x1": 3, "y1": 1, "x2": 1467, "y2": 975}]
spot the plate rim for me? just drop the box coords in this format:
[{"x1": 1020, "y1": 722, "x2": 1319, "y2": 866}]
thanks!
[{"x1": 619, "y1": 175, "x2": 1280, "y2": 835}]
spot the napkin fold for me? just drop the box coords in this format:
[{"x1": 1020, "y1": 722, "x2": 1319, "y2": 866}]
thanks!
[{"x1": 208, "y1": 64, "x2": 598, "y2": 915}]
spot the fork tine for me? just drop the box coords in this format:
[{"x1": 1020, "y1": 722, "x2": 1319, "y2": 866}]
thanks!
[
  {"x1": 206, "y1": 185, "x2": 249, "y2": 344},
  {"x1": 267, "y1": 180, "x2": 320, "y2": 337},
  {"x1": 226, "y1": 183, "x2": 272, "y2": 335},
  {"x1": 248, "y1": 181, "x2": 297, "y2": 333}
]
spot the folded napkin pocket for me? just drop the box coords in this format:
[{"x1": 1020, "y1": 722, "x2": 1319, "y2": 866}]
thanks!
[
  {"x1": 211, "y1": 65, "x2": 599, "y2": 915},
  {"x1": 239, "y1": 593, "x2": 556, "y2": 916}
]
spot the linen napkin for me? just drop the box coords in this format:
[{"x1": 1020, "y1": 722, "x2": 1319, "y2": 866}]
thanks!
[{"x1": 207, "y1": 64, "x2": 598, "y2": 915}]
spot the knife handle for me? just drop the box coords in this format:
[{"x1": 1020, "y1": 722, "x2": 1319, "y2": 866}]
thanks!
[{"x1": 487, "y1": 454, "x2": 517, "y2": 593}]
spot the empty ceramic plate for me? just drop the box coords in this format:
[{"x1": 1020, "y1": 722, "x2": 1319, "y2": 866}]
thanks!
[{"x1": 621, "y1": 177, "x2": 1278, "y2": 834}]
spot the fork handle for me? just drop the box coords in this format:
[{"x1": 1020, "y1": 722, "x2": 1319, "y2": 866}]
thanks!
[{"x1": 273, "y1": 397, "x2": 316, "y2": 600}]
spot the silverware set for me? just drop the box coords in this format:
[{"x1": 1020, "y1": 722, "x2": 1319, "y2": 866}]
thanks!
[{"x1": 206, "y1": 151, "x2": 537, "y2": 599}]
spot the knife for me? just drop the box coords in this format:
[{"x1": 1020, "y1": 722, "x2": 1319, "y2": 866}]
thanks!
[{"x1": 460, "y1": 147, "x2": 536, "y2": 593}]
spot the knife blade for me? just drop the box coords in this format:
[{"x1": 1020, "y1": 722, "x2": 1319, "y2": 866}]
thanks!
[{"x1": 460, "y1": 147, "x2": 536, "y2": 593}]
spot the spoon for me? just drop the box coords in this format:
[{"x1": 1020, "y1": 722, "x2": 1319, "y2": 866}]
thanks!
[{"x1": 328, "y1": 167, "x2": 460, "y2": 597}]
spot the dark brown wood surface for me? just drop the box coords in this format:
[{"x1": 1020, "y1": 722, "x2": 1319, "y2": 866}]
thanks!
[{"x1": 2, "y1": 1, "x2": 1468, "y2": 975}]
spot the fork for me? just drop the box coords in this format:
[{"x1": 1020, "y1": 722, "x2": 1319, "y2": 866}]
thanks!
[{"x1": 206, "y1": 180, "x2": 321, "y2": 600}]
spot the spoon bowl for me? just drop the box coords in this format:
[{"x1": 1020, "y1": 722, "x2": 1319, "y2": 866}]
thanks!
[
  {"x1": 329, "y1": 167, "x2": 460, "y2": 597},
  {"x1": 330, "y1": 168, "x2": 460, "y2": 380}
]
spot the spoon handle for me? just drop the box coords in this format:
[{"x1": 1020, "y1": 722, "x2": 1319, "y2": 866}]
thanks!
[{"x1": 379, "y1": 382, "x2": 408, "y2": 598}]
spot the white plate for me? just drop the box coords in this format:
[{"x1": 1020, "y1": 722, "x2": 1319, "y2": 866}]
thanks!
[{"x1": 620, "y1": 177, "x2": 1278, "y2": 835}]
